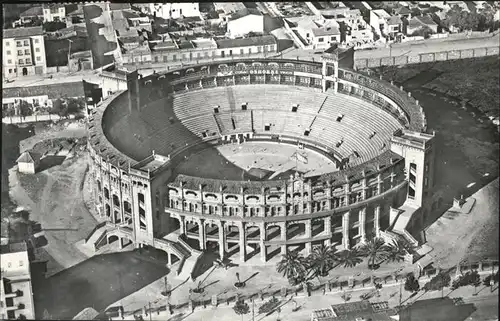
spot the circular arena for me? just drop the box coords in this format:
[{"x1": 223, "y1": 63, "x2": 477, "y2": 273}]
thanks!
[{"x1": 86, "y1": 56, "x2": 435, "y2": 269}]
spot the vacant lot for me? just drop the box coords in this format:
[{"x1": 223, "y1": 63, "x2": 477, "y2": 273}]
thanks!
[
  {"x1": 374, "y1": 56, "x2": 500, "y2": 118},
  {"x1": 373, "y1": 57, "x2": 499, "y2": 266}
]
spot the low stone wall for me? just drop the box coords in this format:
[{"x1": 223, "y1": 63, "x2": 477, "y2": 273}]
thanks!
[
  {"x1": 355, "y1": 45, "x2": 499, "y2": 69},
  {"x1": 2, "y1": 113, "x2": 76, "y2": 124}
]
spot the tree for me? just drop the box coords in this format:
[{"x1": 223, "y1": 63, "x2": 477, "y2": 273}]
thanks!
[
  {"x1": 43, "y1": 21, "x2": 66, "y2": 32},
  {"x1": 18, "y1": 100, "x2": 33, "y2": 117},
  {"x1": 360, "y1": 237, "x2": 389, "y2": 269},
  {"x1": 67, "y1": 97, "x2": 85, "y2": 115},
  {"x1": 276, "y1": 251, "x2": 308, "y2": 286},
  {"x1": 233, "y1": 299, "x2": 250, "y2": 321},
  {"x1": 51, "y1": 98, "x2": 69, "y2": 117},
  {"x1": 404, "y1": 273, "x2": 420, "y2": 293},
  {"x1": 423, "y1": 271, "x2": 451, "y2": 295},
  {"x1": 410, "y1": 26, "x2": 434, "y2": 39},
  {"x1": 334, "y1": 248, "x2": 364, "y2": 268},
  {"x1": 308, "y1": 245, "x2": 336, "y2": 279},
  {"x1": 385, "y1": 239, "x2": 413, "y2": 264}
]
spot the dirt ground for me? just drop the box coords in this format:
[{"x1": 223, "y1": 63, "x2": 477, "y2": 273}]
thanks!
[
  {"x1": 425, "y1": 178, "x2": 499, "y2": 267},
  {"x1": 8, "y1": 120, "x2": 94, "y2": 275},
  {"x1": 9, "y1": 152, "x2": 96, "y2": 275}
]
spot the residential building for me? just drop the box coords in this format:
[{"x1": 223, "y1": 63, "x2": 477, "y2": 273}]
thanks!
[
  {"x1": 334, "y1": 8, "x2": 374, "y2": 45},
  {"x1": 311, "y1": 301, "x2": 396, "y2": 321},
  {"x1": 18, "y1": 6, "x2": 43, "y2": 25},
  {"x1": 214, "y1": 2, "x2": 247, "y2": 21},
  {"x1": 2, "y1": 27, "x2": 47, "y2": 78},
  {"x1": 407, "y1": 15, "x2": 439, "y2": 35},
  {"x1": 227, "y1": 8, "x2": 264, "y2": 38},
  {"x1": 216, "y1": 35, "x2": 277, "y2": 58},
  {"x1": 16, "y1": 152, "x2": 41, "y2": 174},
  {"x1": 370, "y1": 9, "x2": 403, "y2": 41},
  {"x1": 0, "y1": 242, "x2": 35, "y2": 320},
  {"x1": 110, "y1": 9, "x2": 151, "y2": 65},
  {"x1": 305, "y1": 1, "x2": 349, "y2": 17},
  {"x1": 2, "y1": 95, "x2": 52, "y2": 114},
  {"x1": 285, "y1": 16, "x2": 341, "y2": 50},
  {"x1": 136, "y1": 3, "x2": 200, "y2": 20},
  {"x1": 42, "y1": 3, "x2": 66, "y2": 22},
  {"x1": 99, "y1": 67, "x2": 128, "y2": 99},
  {"x1": 150, "y1": 35, "x2": 277, "y2": 64},
  {"x1": 392, "y1": 5, "x2": 412, "y2": 20}
]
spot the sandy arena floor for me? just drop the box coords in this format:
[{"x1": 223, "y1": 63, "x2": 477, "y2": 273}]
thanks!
[{"x1": 175, "y1": 141, "x2": 338, "y2": 181}]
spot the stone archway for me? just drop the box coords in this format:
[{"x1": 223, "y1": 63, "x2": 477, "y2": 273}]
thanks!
[{"x1": 108, "y1": 235, "x2": 119, "y2": 244}]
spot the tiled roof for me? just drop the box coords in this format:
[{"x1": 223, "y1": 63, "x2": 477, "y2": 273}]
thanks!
[
  {"x1": 42, "y1": 3, "x2": 64, "y2": 9},
  {"x1": 3, "y1": 26, "x2": 43, "y2": 39},
  {"x1": 386, "y1": 15, "x2": 403, "y2": 25},
  {"x1": 415, "y1": 15, "x2": 438, "y2": 26},
  {"x1": 216, "y1": 35, "x2": 277, "y2": 49},
  {"x1": 312, "y1": 26, "x2": 340, "y2": 37},
  {"x1": 172, "y1": 174, "x2": 283, "y2": 194},
  {"x1": 229, "y1": 8, "x2": 262, "y2": 21},
  {"x1": 20, "y1": 6, "x2": 43, "y2": 17},
  {"x1": 16, "y1": 151, "x2": 41, "y2": 164},
  {"x1": 109, "y1": 3, "x2": 131, "y2": 11}
]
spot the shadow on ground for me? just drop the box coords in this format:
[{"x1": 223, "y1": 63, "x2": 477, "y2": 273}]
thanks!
[
  {"x1": 32, "y1": 250, "x2": 169, "y2": 319},
  {"x1": 38, "y1": 155, "x2": 66, "y2": 172}
]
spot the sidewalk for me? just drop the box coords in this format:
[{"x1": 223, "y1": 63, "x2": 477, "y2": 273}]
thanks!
[{"x1": 142, "y1": 275, "x2": 499, "y2": 321}]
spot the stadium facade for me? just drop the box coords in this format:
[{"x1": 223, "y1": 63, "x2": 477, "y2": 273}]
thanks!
[{"x1": 85, "y1": 55, "x2": 436, "y2": 276}]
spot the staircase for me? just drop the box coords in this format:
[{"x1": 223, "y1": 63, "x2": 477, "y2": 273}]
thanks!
[
  {"x1": 175, "y1": 235, "x2": 203, "y2": 281},
  {"x1": 85, "y1": 225, "x2": 108, "y2": 251},
  {"x1": 226, "y1": 87, "x2": 236, "y2": 112}
]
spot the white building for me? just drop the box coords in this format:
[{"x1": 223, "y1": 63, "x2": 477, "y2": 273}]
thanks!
[
  {"x1": 370, "y1": 9, "x2": 403, "y2": 40},
  {"x1": 335, "y1": 9, "x2": 374, "y2": 45},
  {"x1": 227, "y1": 8, "x2": 264, "y2": 39},
  {"x1": 42, "y1": 3, "x2": 66, "y2": 22},
  {"x1": 16, "y1": 152, "x2": 41, "y2": 174},
  {"x1": 137, "y1": 3, "x2": 200, "y2": 20},
  {"x1": 2, "y1": 26, "x2": 47, "y2": 78},
  {"x1": 285, "y1": 16, "x2": 341, "y2": 50},
  {"x1": 0, "y1": 243, "x2": 36, "y2": 320}
]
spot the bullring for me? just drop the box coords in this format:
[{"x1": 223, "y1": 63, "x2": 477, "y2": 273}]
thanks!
[{"x1": 85, "y1": 55, "x2": 435, "y2": 276}]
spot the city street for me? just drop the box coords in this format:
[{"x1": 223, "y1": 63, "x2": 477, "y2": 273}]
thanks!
[{"x1": 146, "y1": 279, "x2": 499, "y2": 321}]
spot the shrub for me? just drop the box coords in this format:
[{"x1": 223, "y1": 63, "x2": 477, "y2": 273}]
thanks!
[{"x1": 258, "y1": 297, "x2": 280, "y2": 314}]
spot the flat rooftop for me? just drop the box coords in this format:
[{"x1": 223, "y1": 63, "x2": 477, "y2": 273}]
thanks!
[
  {"x1": 0, "y1": 242, "x2": 27, "y2": 254},
  {"x1": 139, "y1": 158, "x2": 167, "y2": 172}
]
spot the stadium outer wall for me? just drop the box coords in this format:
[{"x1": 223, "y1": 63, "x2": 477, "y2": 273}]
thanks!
[{"x1": 85, "y1": 56, "x2": 436, "y2": 267}]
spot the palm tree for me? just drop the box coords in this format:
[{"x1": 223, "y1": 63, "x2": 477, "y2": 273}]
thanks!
[
  {"x1": 334, "y1": 248, "x2": 364, "y2": 268},
  {"x1": 308, "y1": 245, "x2": 336, "y2": 279},
  {"x1": 360, "y1": 237, "x2": 389, "y2": 269},
  {"x1": 385, "y1": 239, "x2": 413, "y2": 264},
  {"x1": 276, "y1": 250, "x2": 308, "y2": 285}
]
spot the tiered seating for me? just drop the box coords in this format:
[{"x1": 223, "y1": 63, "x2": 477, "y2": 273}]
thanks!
[
  {"x1": 107, "y1": 99, "x2": 203, "y2": 160},
  {"x1": 181, "y1": 115, "x2": 219, "y2": 138},
  {"x1": 231, "y1": 85, "x2": 326, "y2": 113},
  {"x1": 252, "y1": 111, "x2": 314, "y2": 137},
  {"x1": 173, "y1": 89, "x2": 231, "y2": 120},
  {"x1": 214, "y1": 112, "x2": 253, "y2": 135},
  {"x1": 316, "y1": 93, "x2": 401, "y2": 163}
]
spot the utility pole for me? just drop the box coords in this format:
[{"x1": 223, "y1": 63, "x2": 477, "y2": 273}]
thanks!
[
  {"x1": 398, "y1": 279, "x2": 402, "y2": 309},
  {"x1": 252, "y1": 298, "x2": 255, "y2": 321},
  {"x1": 149, "y1": 302, "x2": 152, "y2": 321}
]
